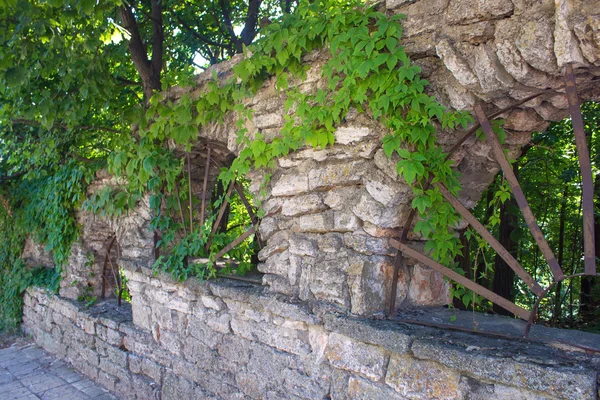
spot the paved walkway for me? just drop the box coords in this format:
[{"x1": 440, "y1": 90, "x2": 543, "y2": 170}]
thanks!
[{"x1": 0, "y1": 341, "x2": 118, "y2": 400}]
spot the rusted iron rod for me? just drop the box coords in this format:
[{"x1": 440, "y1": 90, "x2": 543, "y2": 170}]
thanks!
[
  {"x1": 199, "y1": 147, "x2": 212, "y2": 231},
  {"x1": 436, "y1": 183, "x2": 544, "y2": 296},
  {"x1": 234, "y1": 183, "x2": 259, "y2": 226},
  {"x1": 390, "y1": 239, "x2": 531, "y2": 320},
  {"x1": 213, "y1": 225, "x2": 257, "y2": 260},
  {"x1": 564, "y1": 64, "x2": 596, "y2": 276},
  {"x1": 206, "y1": 180, "x2": 236, "y2": 251},
  {"x1": 187, "y1": 152, "x2": 194, "y2": 232},
  {"x1": 474, "y1": 104, "x2": 565, "y2": 281},
  {"x1": 387, "y1": 254, "x2": 407, "y2": 315}
]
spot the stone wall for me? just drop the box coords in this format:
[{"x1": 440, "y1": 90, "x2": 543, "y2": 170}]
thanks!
[
  {"x1": 23, "y1": 267, "x2": 599, "y2": 400},
  {"x1": 166, "y1": 0, "x2": 600, "y2": 315}
]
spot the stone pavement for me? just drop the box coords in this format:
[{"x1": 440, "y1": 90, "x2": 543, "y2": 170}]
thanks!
[{"x1": 0, "y1": 341, "x2": 118, "y2": 400}]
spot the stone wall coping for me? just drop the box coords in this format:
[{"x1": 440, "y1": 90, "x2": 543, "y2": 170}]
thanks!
[{"x1": 24, "y1": 285, "x2": 600, "y2": 399}]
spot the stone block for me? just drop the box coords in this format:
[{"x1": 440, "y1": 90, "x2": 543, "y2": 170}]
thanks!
[
  {"x1": 187, "y1": 315, "x2": 223, "y2": 349},
  {"x1": 296, "y1": 211, "x2": 334, "y2": 233},
  {"x1": 105, "y1": 345, "x2": 128, "y2": 368},
  {"x1": 162, "y1": 372, "x2": 195, "y2": 400},
  {"x1": 289, "y1": 234, "x2": 319, "y2": 257},
  {"x1": 131, "y1": 298, "x2": 152, "y2": 331},
  {"x1": 308, "y1": 161, "x2": 368, "y2": 190},
  {"x1": 141, "y1": 357, "x2": 164, "y2": 383},
  {"x1": 324, "y1": 186, "x2": 361, "y2": 210},
  {"x1": 218, "y1": 335, "x2": 251, "y2": 365},
  {"x1": 334, "y1": 127, "x2": 373, "y2": 145},
  {"x1": 281, "y1": 193, "x2": 327, "y2": 216},
  {"x1": 323, "y1": 315, "x2": 413, "y2": 356},
  {"x1": 385, "y1": 354, "x2": 461, "y2": 399},
  {"x1": 407, "y1": 264, "x2": 450, "y2": 306},
  {"x1": 411, "y1": 339, "x2": 598, "y2": 399},
  {"x1": 333, "y1": 211, "x2": 362, "y2": 232},
  {"x1": 347, "y1": 376, "x2": 406, "y2": 400},
  {"x1": 352, "y1": 193, "x2": 409, "y2": 229},
  {"x1": 257, "y1": 230, "x2": 290, "y2": 261},
  {"x1": 271, "y1": 173, "x2": 309, "y2": 196},
  {"x1": 206, "y1": 313, "x2": 232, "y2": 334},
  {"x1": 364, "y1": 169, "x2": 413, "y2": 206},
  {"x1": 159, "y1": 329, "x2": 183, "y2": 355},
  {"x1": 310, "y1": 259, "x2": 350, "y2": 307},
  {"x1": 446, "y1": 0, "x2": 514, "y2": 25},
  {"x1": 325, "y1": 332, "x2": 388, "y2": 381},
  {"x1": 258, "y1": 249, "x2": 290, "y2": 276}
]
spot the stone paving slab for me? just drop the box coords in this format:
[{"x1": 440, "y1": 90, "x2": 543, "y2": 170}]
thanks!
[{"x1": 0, "y1": 342, "x2": 119, "y2": 400}]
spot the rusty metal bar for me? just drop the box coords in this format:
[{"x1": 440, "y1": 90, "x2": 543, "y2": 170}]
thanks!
[
  {"x1": 390, "y1": 239, "x2": 531, "y2": 320},
  {"x1": 564, "y1": 64, "x2": 596, "y2": 276},
  {"x1": 187, "y1": 152, "x2": 194, "y2": 232},
  {"x1": 199, "y1": 147, "x2": 212, "y2": 231},
  {"x1": 436, "y1": 183, "x2": 545, "y2": 296},
  {"x1": 234, "y1": 183, "x2": 259, "y2": 226},
  {"x1": 206, "y1": 179, "x2": 236, "y2": 251},
  {"x1": 387, "y1": 254, "x2": 407, "y2": 315},
  {"x1": 213, "y1": 225, "x2": 257, "y2": 260},
  {"x1": 474, "y1": 104, "x2": 565, "y2": 281}
]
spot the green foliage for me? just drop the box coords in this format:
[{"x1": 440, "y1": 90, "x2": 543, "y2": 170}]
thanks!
[
  {"x1": 90, "y1": 0, "x2": 473, "y2": 284},
  {"x1": 0, "y1": 199, "x2": 62, "y2": 333}
]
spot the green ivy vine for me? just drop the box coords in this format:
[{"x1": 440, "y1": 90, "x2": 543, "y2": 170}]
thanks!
[{"x1": 90, "y1": 0, "x2": 474, "y2": 287}]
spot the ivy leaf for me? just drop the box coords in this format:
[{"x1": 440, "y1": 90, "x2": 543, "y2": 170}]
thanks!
[{"x1": 382, "y1": 134, "x2": 400, "y2": 158}]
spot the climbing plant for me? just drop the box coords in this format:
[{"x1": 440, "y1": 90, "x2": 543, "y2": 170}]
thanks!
[
  {"x1": 1, "y1": 0, "x2": 477, "y2": 323},
  {"x1": 92, "y1": 0, "x2": 473, "y2": 283}
]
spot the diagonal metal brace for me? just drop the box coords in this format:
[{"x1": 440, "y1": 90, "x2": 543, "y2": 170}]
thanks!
[{"x1": 474, "y1": 104, "x2": 565, "y2": 281}]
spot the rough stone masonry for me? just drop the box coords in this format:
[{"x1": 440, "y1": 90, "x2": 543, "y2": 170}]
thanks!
[{"x1": 21, "y1": 0, "x2": 600, "y2": 398}]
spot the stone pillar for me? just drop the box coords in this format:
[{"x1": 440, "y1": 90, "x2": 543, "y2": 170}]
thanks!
[{"x1": 256, "y1": 122, "x2": 450, "y2": 316}]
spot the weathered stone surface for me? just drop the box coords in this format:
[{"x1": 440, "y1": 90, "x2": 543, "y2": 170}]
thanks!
[
  {"x1": 364, "y1": 170, "x2": 412, "y2": 206},
  {"x1": 325, "y1": 333, "x2": 388, "y2": 381},
  {"x1": 408, "y1": 264, "x2": 451, "y2": 306},
  {"x1": 324, "y1": 315, "x2": 413, "y2": 355},
  {"x1": 447, "y1": 0, "x2": 514, "y2": 25},
  {"x1": 411, "y1": 339, "x2": 598, "y2": 399},
  {"x1": 281, "y1": 193, "x2": 326, "y2": 216},
  {"x1": 334, "y1": 127, "x2": 373, "y2": 145},
  {"x1": 289, "y1": 234, "x2": 319, "y2": 257},
  {"x1": 352, "y1": 193, "x2": 408, "y2": 228},
  {"x1": 308, "y1": 161, "x2": 369, "y2": 191},
  {"x1": 385, "y1": 354, "x2": 461, "y2": 399},
  {"x1": 347, "y1": 376, "x2": 406, "y2": 400},
  {"x1": 271, "y1": 174, "x2": 309, "y2": 196}
]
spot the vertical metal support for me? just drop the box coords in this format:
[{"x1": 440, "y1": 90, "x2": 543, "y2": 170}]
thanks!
[
  {"x1": 199, "y1": 147, "x2": 212, "y2": 231},
  {"x1": 474, "y1": 104, "x2": 565, "y2": 281},
  {"x1": 187, "y1": 152, "x2": 194, "y2": 232},
  {"x1": 387, "y1": 253, "x2": 406, "y2": 315},
  {"x1": 564, "y1": 64, "x2": 596, "y2": 276}
]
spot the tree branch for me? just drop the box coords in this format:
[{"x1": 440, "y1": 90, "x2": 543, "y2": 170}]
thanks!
[
  {"x1": 119, "y1": 5, "x2": 159, "y2": 99},
  {"x1": 240, "y1": 0, "x2": 262, "y2": 45},
  {"x1": 174, "y1": 12, "x2": 229, "y2": 49},
  {"x1": 219, "y1": 0, "x2": 243, "y2": 53},
  {"x1": 150, "y1": 0, "x2": 164, "y2": 81}
]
